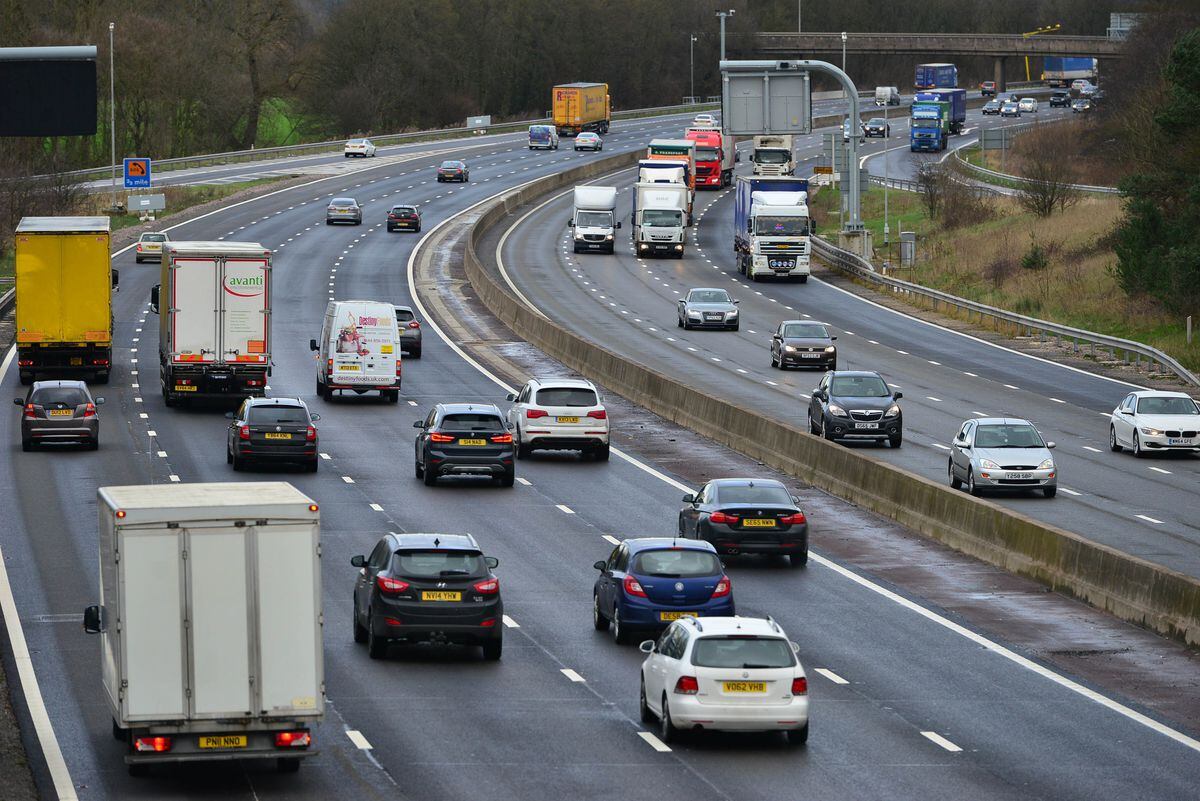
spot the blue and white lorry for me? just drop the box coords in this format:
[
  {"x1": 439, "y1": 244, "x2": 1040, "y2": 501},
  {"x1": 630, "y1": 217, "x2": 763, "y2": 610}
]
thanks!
[{"x1": 732, "y1": 176, "x2": 811, "y2": 283}]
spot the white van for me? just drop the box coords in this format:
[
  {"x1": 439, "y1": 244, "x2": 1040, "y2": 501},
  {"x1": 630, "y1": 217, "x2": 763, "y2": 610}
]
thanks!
[
  {"x1": 309, "y1": 300, "x2": 401, "y2": 402},
  {"x1": 875, "y1": 86, "x2": 901, "y2": 107}
]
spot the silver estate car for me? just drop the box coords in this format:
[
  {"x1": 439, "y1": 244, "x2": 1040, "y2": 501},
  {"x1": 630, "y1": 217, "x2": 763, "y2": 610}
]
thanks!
[
  {"x1": 326, "y1": 197, "x2": 362, "y2": 225},
  {"x1": 678, "y1": 288, "x2": 740, "y2": 331},
  {"x1": 15, "y1": 380, "x2": 104, "y2": 451},
  {"x1": 948, "y1": 417, "x2": 1057, "y2": 498}
]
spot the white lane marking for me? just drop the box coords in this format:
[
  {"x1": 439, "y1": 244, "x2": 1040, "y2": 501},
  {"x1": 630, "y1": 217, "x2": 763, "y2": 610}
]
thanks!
[
  {"x1": 342, "y1": 476, "x2": 355, "y2": 484},
  {"x1": 157, "y1": 451, "x2": 168, "y2": 458},
  {"x1": 963, "y1": 371, "x2": 977, "y2": 377},
  {"x1": 560, "y1": 668, "x2": 586, "y2": 682},
  {"x1": 556, "y1": 504, "x2": 575, "y2": 514},
  {"x1": 502, "y1": 615, "x2": 520, "y2": 628},
  {"x1": 369, "y1": 503, "x2": 384, "y2": 511},
  {"x1": 971, "y1": 411, "x2": 987, "y2": 417},
  {"x1": 815, "y1": 668, "x2": 849, "y2": 685},
  {"x1": 320, "y1": 453, "x2": 331, "y2": 460},
  {"x1": 407, "y1": 400, "x2": 419, "y2": 406},
  {"x1": 921, "y1": 731, "x2": 963, "y2": 753},
  {"x1": 1082, "y1": 446, "x2": 1102, "y2": 453},
  {"x1": 515, "y1": 477, "x2": 532, "y2": 486},
  {"x1": 927, "y1": 396, "x2": 942, "y2": 402},
  {"x1": 927, "y1": 360, "x2": 941, "y2": 365},
  {"x1": 638, "y1": 731, "x2": 672, "y2": 753},
  {"x1": 1058, "y1": 487, "x2": 1082, "y2": 496},
  {"x1": 138, "y1": 412, "x2": 148, "y2": 419},
  {"x1": 345, "y1": 729, "x2": 372, "y2": 750},
  {"x1": 602, "y1": 534, "x2": 621, "y2": 546},
  {"x1": 1148, "y1": 467, "x2": 1171, "y2": 475},
  {"x1": 766, "y1": 380, "x2": 778, "y2": 386},
  {"x1": 1050, "y1": 397, "x2": 1066, "y2": 404},
  {"x1": 1137, "y1": 514, "x2": 1164, "y2": 524},
  {"x1": 0, "y1": 344, "x2": 78, "y2": 799},
  {"x1": 897, "y1": 350, "x2": 909, "y2": 354},
  {"x1": 932, "y1": 443, "x2": 951, "y2": 450},
  {"x1": 169, "y1": 475, "x2": 181, "y2": 482},
  {"x1": 1004, "y1": 384, "x2": 1019, "y2": 390}
]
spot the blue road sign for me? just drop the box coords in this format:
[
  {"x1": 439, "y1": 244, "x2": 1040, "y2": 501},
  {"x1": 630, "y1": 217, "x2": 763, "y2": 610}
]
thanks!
[{"x1": 123, "y1": 157, "x2": 151, "y2": 188}]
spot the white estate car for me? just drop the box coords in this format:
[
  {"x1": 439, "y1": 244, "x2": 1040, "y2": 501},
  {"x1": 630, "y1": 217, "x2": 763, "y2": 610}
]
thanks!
[
  {"x1": 1110, "y1": 391, "x2": 1200, "y2": 456},
  {"x1": 344, "y1": 138, "x2": 377, "y2": 158},
  {"x1": 506, "y1": 377, "x2": 610, "y2": 460},
  {"x1": 1018, "y1": 97, "x2": 1038, "y2": 113},
  {"x1": 638, "y1": 616, "x2": 809, "y2": 745}
]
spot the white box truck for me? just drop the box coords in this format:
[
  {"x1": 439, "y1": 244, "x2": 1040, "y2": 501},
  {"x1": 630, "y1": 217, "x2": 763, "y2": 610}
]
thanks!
[
  {"x1": 310, "y1": 299, "x2": 402, "y2": 402},
  {"x1": 150, "y1": 242, "x2": 271, "y2": 407},
  {"x1": 631, "y1": 182, "x2": 688, "y2": 258},
  {"x1": 875, "y1": 86, "x2": 902, "y2": 106},
  {"x1": 83, "y1": 482, "x2": 324, "y2": 775},
  {"x1": 568, "y1": 186, "x2": 620, "y2": 254},
  {"x1": 751, "y1": 135, "x2": 795, "y2": 176}
]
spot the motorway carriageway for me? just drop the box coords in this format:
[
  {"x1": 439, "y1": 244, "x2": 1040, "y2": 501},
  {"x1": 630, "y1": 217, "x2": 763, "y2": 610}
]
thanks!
[{"x1": 1, "y1": 106, "x2": 1198, "y2": 801}]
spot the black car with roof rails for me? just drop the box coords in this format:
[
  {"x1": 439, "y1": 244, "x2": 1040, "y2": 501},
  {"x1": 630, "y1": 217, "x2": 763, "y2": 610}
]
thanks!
[
  {"x1": 226, "y1": 396, "x2": 320, "y2": 471},
  {"x1": 414, "y1": 402, "x2": 515, "y2": 486},
  {"x1": 352, "y1": 532, "x2": 503, "y2": 660},
  {"x1": 678, "y1": 478, "x2": 809, "y2": 566},
  {"x1": 808, "y1": 370, "x2": 903, "y2": 447}
]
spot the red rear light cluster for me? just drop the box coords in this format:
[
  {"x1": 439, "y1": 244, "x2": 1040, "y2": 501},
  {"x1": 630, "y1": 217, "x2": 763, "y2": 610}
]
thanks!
[
  {"x1": 92, "y1": 358, "x2": 110, "y2": 366},
  {"x1": 623, "y1": 575, "x2": 647, "y2": 597},
  {"x1": 473, "y1": 577, "x2": 499, "y2": 595},
  {"x1": 22, "y1": 404, "x2": 35, "y2": 419},
  {"x1": 238, "y1": 425, "x2": 250, "y2": 441},
  {"x1": 306, "y1": 426, "x2": 317, "y2": 442},
  {"x1": 83, "y1": 403, "x2": 97, "y2": 418},
  {"x1": 376, "y1": 575, "x2": 409, "y2": 595},
  {"x1": 780, "y1": 512, "x2": 806, "y2": 526},
  {"x1": 396, "y1": 359, "x2": 403, "y2": 376},
  {"x1": 709, "y1": 511, "x2": 740, "y2": 524},
  {"x1": 176, "y1": 378, "x2": 194, "y2": 386},
  {"x1": 407, "y1": 320, "x2": 420, "y2": 329},
  {"x1": 429, "y1": 432, "x2": 455, "y2": 443},
  {"x1": 134, "y1": 736, "x2": 172, "y2": 753},
  {"x1": 711, "y1": 576, "x2": 731, "y2": 598},
  {"x1": 275, "y1": 731, "x2": 311, "y2": 748},
  {"x1": 17, "y1": 359, "x2": 33, "y2": 367},
  {"x1": 674, "y1": 676, "x2": 699, "y2": 695},
  {"x1": 586, "y1": 409, "x2": 607, "y2": 420},
  {"x1": 791, "y1": 677, "x2": 808, "y2": 696},
  {"x1": 526, "y1": 409, "x2": 548, "y2": 419},
  {"x1": 490, "y1": 433, "x2": 513, "y2": 444},
  {"x1": 245, "y1": 379, "x2": 264, "y2": 388}
]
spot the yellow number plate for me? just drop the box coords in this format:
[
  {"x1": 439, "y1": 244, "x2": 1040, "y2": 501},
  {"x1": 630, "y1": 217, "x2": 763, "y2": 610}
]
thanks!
[
  {"x1": 338, "y1": 364, "x2": 360, "y2": 372},
  {"x1": 458, "y1": 438, "x2": 487, "y2": 446},
  {"x1": 199, "y1": 735, "x2": 247, "y2": 749},
  {"x1": 659, "y1": 611, "x2": 697, "y2": 622},
  {"x1": 70, "y1": 357, "x2": 83, "y2": 366},
  {"x1": 263, "y1": 432, "x2": 292, "y2": 440},
  {"x1": 421, "y1": 591, "x2": 462, "y2": 602},
  {"x1": 722, "y1": 681, "x2": 767, "y2": 693},
  {"x1": 48, "y1": 409, "x2": 73, "y2": 417},
  {"x1": 556, "y1": 416, "x2": 580, "y2": 424},
  {"x1": 174, "y1": 385, "x2": 198, "y2": 392},
  {"x1": 742, "y1": 518, "x2": 776, "y2": 528}
]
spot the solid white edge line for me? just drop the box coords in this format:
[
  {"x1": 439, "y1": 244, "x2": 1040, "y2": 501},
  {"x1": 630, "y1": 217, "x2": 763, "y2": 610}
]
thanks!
[
  {"x1": 405, "y1": 145, "x2": 1200, "y2": 756},
  {"x1": 0, "y1": 345, "x2": 78, "y2": 800},
  {"x1": 638, "y1": 731, "x2": 673, "y2": 752},
  {"x1": 921, "y1": 731, "x2": 963, "y2": 753},
  {"x1": 602, "y1": 534, "x2": 621, "y2": 546},
  {"x1": 345, "y1": 729, "x2": 372, "y2": 750}
]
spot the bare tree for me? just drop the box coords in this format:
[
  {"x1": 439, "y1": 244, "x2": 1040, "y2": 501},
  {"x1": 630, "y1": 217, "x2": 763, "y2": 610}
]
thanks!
[{"x1": 1014, "y1": 126, "x2": 1081, "y2": 217}]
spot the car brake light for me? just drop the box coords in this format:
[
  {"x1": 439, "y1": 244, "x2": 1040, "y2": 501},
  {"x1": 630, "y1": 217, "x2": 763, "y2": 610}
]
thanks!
[
  {"x1": 586, "y1": 410, "x2": 607, "y2": 420},
  {"x1": 780, "y1": 512, "x2": 806, "y2": 525},
  {"x1": 791, "y1": 677, "x2": 808, "y2": 696},
  {"x1": 473, "y1": 577, "x2": 499, "y2": 595},
  {"x1": 134, "y1": 736, "x2": 172, "y2": 752},
  {"x1": 22, "y1": 404, "x2": 35, "y2": 419},
  {"x1": 674, "y1": 676, "x2": 699, "y2": 695},
  {"x1": 490, "y1": 432, "x2": 513, "y2": 444},
  {"x1": 711, "y1": 576, "x2": 731, "y2": 598},
  {"x1": 430, "y1": 432, "x2": 455, "y2": 443},
  {"x1": 238, "y1": 424, "x2": 250, "y2": 440},
  {"x1": 306, "y1": 426, "x2": 317, "y2": 442},
  {"x1": 136, "y1": 244, "x2": 142, "y2": 251},
  {"x1": 623, "y1": 574, "x2": 647, "y2": 597},
  {"x1": 275, "y1": 731, "x2": 311, "y2": 748},
  {"x1": 709, "y1": 511, "x2": 740, "y2": 524},
  {"x1": 82, "y1": 403, "x2": 97, "y2": 418},
  {"x1": 526, "y1": 409, "x2": 548, "y2": 419},
  {"x1": 327, "y1": 358, "x2": 333, "y2": 372},
  {"x1": 376, "y1": 575, "x2": 409, "y2": 594},
  {"x1": 407, "y1": 320, "x2": 420, "y2": 329}
]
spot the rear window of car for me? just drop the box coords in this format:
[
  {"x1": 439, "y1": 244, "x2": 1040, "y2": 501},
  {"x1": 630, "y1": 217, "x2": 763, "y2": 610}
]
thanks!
[
  {"x1": 30, "y1": 388, "x2": 88, "y2": 407},
  {"x1": 248, "y1": 406, "x2": 309, "y2": 425},
  {"x1": 713, "y1": 484, "x2": 792, "y2": 506},
  {"x1": 691, "y1": 636, "x2": 795, "y2": 668},
  {"x1": 440, "y1": 161, "x2": 462, "y2": 169},
  {"x1": 441, "y1": 413, "x2": 504, "y2": 432},
  {"x1": 392, "y1": 550, "x2": 486, "y2": 579},
  {"x1": 535, "y1": 387, "x2": 597, "y2": 407},
  {"x1": 391, "y1": 206, "x2": 416, "y2": 215},
  {"x1": 632, "y1": 549, "x2": 721, "y2": 578},
  {"x1": 331, "y1": 198, "x2": 356, "y2": 206},
  {"x1": 394, "y1": 308, "x2": 415, "y2": 322},
  {"x1": 141, "y1": 233, "x2": 167, "y2": 242}
]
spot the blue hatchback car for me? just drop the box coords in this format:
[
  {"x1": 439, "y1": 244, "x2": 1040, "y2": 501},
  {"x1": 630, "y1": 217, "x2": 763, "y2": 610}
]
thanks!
[{"x1": 592, "y1": 538, "x2": 734, "y2": 644}]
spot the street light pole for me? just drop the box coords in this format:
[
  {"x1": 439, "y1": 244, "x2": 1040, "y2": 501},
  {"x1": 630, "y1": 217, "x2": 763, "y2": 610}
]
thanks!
[
  {"x1": 798, "y1": 0, "x2": 802, "y2": 33},
  {"x1": 716, "y1": 9, "x2": 734, "y2": 61},
  {"x1": 883, "y1": 99, "x2": 889, "y2": 245},
  {"x1": 690, "y1": 35, "x2": 697, "y2": 101},
  {"x1": 841, "y1": 31, "x2": 847, "y2": 101},
  {"x1": 109, "y1": 22, "x2": 117, "y2": 212}
]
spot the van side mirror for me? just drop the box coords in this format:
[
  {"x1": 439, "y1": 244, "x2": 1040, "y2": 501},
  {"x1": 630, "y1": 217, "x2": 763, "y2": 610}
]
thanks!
[
  {"x1": 149, "y1": 284, "x2": 160, "y2": 314},
  {"x1": 309, "y1": 339, "x2": 318, "y2": 352},
  {"x1": 485, "y1": 556, "x2": 499, "y2": 569},
  {"x1": 350, "y1": 555, "x2": 366, "y2": 568},
  {"x1": 567, "y1": 219, "x2": 574, "y2": 227},
  {"x1": 83, "y1": 605, "x2": 104, "y2": 634},
  {"x1": 616, "y1": 221, "x2": 622, "y2": 229}
]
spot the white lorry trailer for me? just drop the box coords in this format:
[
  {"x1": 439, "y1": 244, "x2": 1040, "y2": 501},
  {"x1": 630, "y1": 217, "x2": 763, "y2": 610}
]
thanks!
[
  {"x1": 631, "y1": 182, "x2": 688, "y2": 258},
  {"x1": 569, "y1": 185, "x2": 620, "y2": 253},
  {"x1": 84, "y1": 482, "x2": 324, "y2": 775},
  {"x1": 751, "y1": 135, "x2": 795, "y2": 176}
]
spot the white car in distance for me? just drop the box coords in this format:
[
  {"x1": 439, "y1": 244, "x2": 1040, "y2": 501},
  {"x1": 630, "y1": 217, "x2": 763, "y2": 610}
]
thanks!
[
  {"x1": 1110, "y1": 391, "x2": 1200, "y2": 457},
  {"x1": 692, "y1": 113, "x2": 718, "y2": 127},
  {"x1": 1018, "y1": 97, "x2": 1038, "y2": 113},
  {"x1": 639, "y1": 616, "x2": 809, "y2": 745},
  {"x1": 344, "y1": 138, "x2": 377, "y2": 158},
  {"x1": 505, "y1": 377, "x2": 610, "y2": 461}
]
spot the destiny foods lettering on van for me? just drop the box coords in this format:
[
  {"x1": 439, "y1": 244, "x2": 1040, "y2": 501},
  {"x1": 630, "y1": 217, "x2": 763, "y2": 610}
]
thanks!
[{"x1": 335, "y1": 312, "x2": 394, "y2": 356}]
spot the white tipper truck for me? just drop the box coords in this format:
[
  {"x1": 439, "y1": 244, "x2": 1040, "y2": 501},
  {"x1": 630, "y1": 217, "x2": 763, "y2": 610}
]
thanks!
[
  {"x1": 84, "y1": 482, "x2": 324, "y2": 776},
  {"x1": 568, "y1": 185, "x2": 620, "y2": 253},
  {"x1": 751, "y1": 135, "x2": 795, "y2": 176},
  {"x1": 733, "y1": 176, "x2": 812, "y2": 282},
  {"x1": 631, "y1": 182, "x2": 688, "y2": 258}
]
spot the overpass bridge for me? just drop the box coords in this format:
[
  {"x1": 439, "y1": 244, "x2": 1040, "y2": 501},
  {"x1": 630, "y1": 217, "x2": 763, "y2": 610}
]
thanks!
[{"x1": 729, "y1": 32, "x2": 1125, "y2": 90}]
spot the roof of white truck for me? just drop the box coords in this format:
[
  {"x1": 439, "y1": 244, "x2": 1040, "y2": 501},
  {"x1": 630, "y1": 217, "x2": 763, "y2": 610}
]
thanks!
[
  {"x1": 163, "y1": 241, "x2": 270, "y2": 256},
  {"x1": 100, "y1": 482, "x2": 318, "y2": 525},
  {"x1": 16, "y1": 216, "x2": 110, "y2": 234}
]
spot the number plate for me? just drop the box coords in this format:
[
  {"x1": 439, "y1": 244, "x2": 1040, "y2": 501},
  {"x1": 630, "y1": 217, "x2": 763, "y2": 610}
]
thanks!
[
  {"x1": 421, "y1": 591, "x2": 462, "y2": 601},
  {"x1": 853, "y1": 422, "x2": 879, "y2": 429},
  {"x1": 69, "y1": 357, "x2": 83, "y2": 366},
  {"x1": 741, "y1": 518, "x2": 776, "y2": 528},
  {"x1": 338, "y1": 364, "x2": 360, "y2": 372},
  {"x1": 1168, "y1": 438, "x2": 1194, "y2": 446},
  {"x1": 1005, "y1": 472, "x2": 1033, "y2": 480},
  {"x1": 263, "y1": 432, "x2": 292, "y2": 440},
  {"x1": 659, "y1": 611, "x2": 697, "y2": 621},
  {"x1": 48, "y1": 409, "x2": 73, "y2": 417},
  {"x1": 722, "y1": 681, "x2": 767, "y2": 694},
  {"x1": 199, "y1": 735, "x2": 247, "y2": 749},
  {"x1": 556, "y1": 416, "x2": 580, "y2": 424},
  {"x1": 458, "y1": 438, "x2": 487, "y2": 446},
  {"x1": 800, "y1": 353, "x2": 821, "y2": 359},
  {"x1": 174, "y1": 385, "x2": 198, "y2": 392}
]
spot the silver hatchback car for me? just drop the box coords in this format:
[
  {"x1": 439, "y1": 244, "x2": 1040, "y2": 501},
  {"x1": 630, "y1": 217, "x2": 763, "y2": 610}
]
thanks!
[
  {"x1": 326, "y1": 197, "x2": 362, "y2": 225},
  {"x1": 15, "y1": 380, "x2": 104, "y2": 451},
  {"x1": 948, "y1": 417, "x2": 1057, "y2": 498}
]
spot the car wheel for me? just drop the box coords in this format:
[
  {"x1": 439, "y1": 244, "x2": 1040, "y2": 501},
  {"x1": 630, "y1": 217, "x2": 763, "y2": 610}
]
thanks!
[
  {"x1": 1109, "y1": 426, "x2": 1122, "y2": 452},
  {"x1": 948, "y1": 460, "x2": 962, "y2": 490},
  {"x1": 771, "y1": 351, "x2": 779, "y2": 369},
  {"x1": 677, "y1": 515, "x2": 687, "y2": 539},
  {"x1": 1133, "y1": 432, "x2": 1147, "y2": 458},
  {"x1": 809, "y1": 414, "x2": 820, "y2": 435},
  {"x1": 1043, "y1": 486, "x2": 1058, "y2": 498},
  {"x1": 516, "y1": 433, "x2": 531, "y2": 459},
  {"x1": 676, "y1": 317, "x2": 683, "y2": 328},
  {"x1": 789, "y1": 550, "x2": 808, "y2": 568},
  {"x1": 594, "y1": 443, "x2": 611, "y2": 461},
  {"x1": 308, "y1": 458, "x2": 318, "y2": 473},
  {"x1": 353, "y1": 605, "x2": 367, "y2": 643},
  {"x1": 787, "y1": 722, "x2": 809, "y2": 746},
  {"x1": 730, "y1": 323, "x2": 740, "y2": 331},
  {"x1": 889, "y1": 432, "x2": 903, "y2": 448},
  {"x1": 639, "y1": 678, "x2": 654, "y2": 723},
  {"x1": 231, "y1": 449, "x2": 243, "y2": 472},
  {"x1": 967, "y1": 469, "x2": 981, "y2": 497},
  {"x1": 422, "y1": 458, "x2": 437, "y2": 486},
  {"x1": 366, "y1": 610, "x2": 387, "y2": 659},
  {"x1": 612, "y1": 606, "x2": 629, "y2": 644},
  {"x1": 88, "y1": 437, "x2": 99, "y2": 451},
  {"x1": 21, "y1": 439, "x2": 32, "y2": 452},
  {"x1": 499, "y1": 469, "x2": 515, "y2": 488},
  {"x1": 481, "y1": 637, "x2": 502, "y2": 661},
  {"x1": 822, "y1": 417, "x2": 837, "y2": 441},
  {"x1": 659, "y1": 694, "x2": 679, "y2": 743},
  {"x1": 593, "y1": 593, "x2": 610, "y2": 631}
]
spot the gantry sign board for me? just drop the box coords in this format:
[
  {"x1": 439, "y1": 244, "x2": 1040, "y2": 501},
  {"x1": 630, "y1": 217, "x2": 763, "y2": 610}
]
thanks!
[
  {"x1": 981, "y1": 127, "x2": 1017, "y2": 151},
  {"x1": 720, "y1": 60, "x2": 812, "y2": 136}
]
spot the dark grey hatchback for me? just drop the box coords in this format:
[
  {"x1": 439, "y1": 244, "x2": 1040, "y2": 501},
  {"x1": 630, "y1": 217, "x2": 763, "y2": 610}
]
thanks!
[
  {"x1": 15, "y1": 380, "x2": 103, "y2": 451},
  {"x1": 808, "y1": 370, "x2": 903, "y2": 447},
  {"x1": 770, "y1": 320, "x2": 837, "y2": 370},
  {"x1": 414, "y1": 403, "x2": 515, "y2": 486}
]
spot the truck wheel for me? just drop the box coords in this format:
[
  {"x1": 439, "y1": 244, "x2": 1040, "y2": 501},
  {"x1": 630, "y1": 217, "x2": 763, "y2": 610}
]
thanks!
[
  {"x1": 112, "y1": 719, "x2": 126, "y2": 742},
  {"x1": 277, "y1": 758, "x2": 301, "y2": 774},
  {"x1": 408, "y1": 347, "x2": 421, "y2": 359}
]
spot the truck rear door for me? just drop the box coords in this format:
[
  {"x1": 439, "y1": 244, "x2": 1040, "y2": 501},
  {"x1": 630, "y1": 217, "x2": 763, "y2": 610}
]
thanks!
[
  {"x1": 220, "y1": 258, "x2": 270, "y2": 367},
  {"x1": 254, "y1": 523, "x2": 322, "y2": 717},
  {"x1": 120, "y1": 527, "x2": 187, "y2": 721},
  {"x1": 61, "y1": 233, "x2": 112, "y2": 345},
  {"x1": 171, "y1": 257, "x2": 218, "y2": 363},
  {"x1": 187, "y1": 524, "x2": 253, "y2": 718}
]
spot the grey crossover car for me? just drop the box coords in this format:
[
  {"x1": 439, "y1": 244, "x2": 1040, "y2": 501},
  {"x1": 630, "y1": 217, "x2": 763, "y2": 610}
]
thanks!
[
  {"x1": 770, "y1": 320, "x2": 836, "y2": 370},
  {"x1": 948, "y1": 417, "x2": 1057, "y2": 498},
  {"x1": 808, "y1": 370, "x2": 903, "y2": 447},
  {"x1": 394, "y1": 305, "x2": 422, "y2": 358},
  {"x1": 226, "y1": 396, "x2": 320, "y2": 472},
  {"x1": 326, "y1": 197, "x2": 362, "y2": 225},
  {"x1": 16, "y1": 380, "x2": 103, "y2": 451},
  {"x1": 678, "y1": 288, "x2": 739, "y2": 331}
]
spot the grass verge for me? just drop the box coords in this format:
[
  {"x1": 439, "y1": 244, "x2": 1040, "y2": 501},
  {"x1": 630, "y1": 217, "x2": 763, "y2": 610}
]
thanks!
[{"x1": 85, "y1": 179, "x2": 280, "y2": 233}]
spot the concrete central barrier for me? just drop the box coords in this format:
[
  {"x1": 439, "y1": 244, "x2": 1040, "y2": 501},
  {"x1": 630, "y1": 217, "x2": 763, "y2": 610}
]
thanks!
[{"x1": 442, "y1": 139, "x2": 1200, "y2": 648}]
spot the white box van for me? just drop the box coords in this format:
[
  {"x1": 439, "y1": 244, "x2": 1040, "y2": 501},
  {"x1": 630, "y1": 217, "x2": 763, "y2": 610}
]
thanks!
[
  {"x1": 309, "y1": 300, "x2": 401, "y2": 402},
  {"x1": 875, "y1": 86, "x2": 902, "y2": 106}
]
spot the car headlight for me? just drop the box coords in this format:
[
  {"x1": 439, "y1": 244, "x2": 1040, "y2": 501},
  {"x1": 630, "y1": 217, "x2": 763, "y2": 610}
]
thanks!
[
  {"x1": 688, "y1": 310, "x2": 701, "y2": 318},
  {"x1": 605, "y1": 234, "x2": 613, "y2": 241},
  {"x1": 574, "y1": 233, "x2": 585, "y2": 240},
  {"x1": 824, "y1": 346, "x2": 836, "y2": 353},
  {"x1": 883, "y1": 404, "x2": 900, "y2": 418},
  {"x1": 1140, "y1": 427, "x2": 1163, "y2": 436},
  {"x1": 784, "y1": 345, "x2": 798, "y2": 353},
  {"x1": 1038, "y1": 459, "x2": 1054, "y2": 470},
  {"x1": 828, "y1": 404, "x2": 848, "y2": 418},
  {"x1": 675, "y1": 244, "x2": 683, "y2": 251},
  {"x1": 979, "y1": 458, "x2": 1001, "y2": 470},
  {"x1": 727, "y1": 310, "x2": 738, "y2": 317}
]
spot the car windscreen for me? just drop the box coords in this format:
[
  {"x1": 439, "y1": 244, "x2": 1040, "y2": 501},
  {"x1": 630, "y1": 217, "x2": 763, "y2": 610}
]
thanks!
[
  {"x1": 830, "y1": 375, "x2": 890, "y2": 397},
  {"x1": 535, "y1": 387, "x2": 598, "y2": 407},
  {"x1": 642, "y1": 209, "x2": 682, "y2": 227},
  {"x1": 688, "y1": 290, "x2": 729, "y2": 304},
  {"x1": 754, "y1": 216, "x2": 808, "y2": 236},
  {"x1": 974, "y1": 424, "x2": 1044, "y2": 448},
  {"x1": 441, "y1": 413, "x2": 504, "y2": 432},
  {"x1": 632, "y1": 549, "x2": 721, "y2": 578},
  {"x1": 713, "y1": 484, "x2": 793, "y2": 506},
  {"x1": 392, "y1": 550, "x2": 486, "y2": 579},
  {"x1": 394, "y1": 308, "x2": 415, "y2": 322},
  {"x1": 331, "y1": 198, "x2": 356, "y2": 206},
  {"x1": 691, "y1": 636, "x2": 795, "y2": 669},
  {"x1": 1137, "y1": 397, "x2": 1200, "y2": 415},
  {"x1": 30, "y1": 388, "x2": 88, "y2": 407},
  {"x1": 867, "y1": 119, "x2": 886, "y2": 126},
  {"x1": 248, "y1": 406, "x2": 309, "y2": 425},
  {"x1": 755, "y1": 150, "x2": 788, "y2": 164},
  {"x1": 782, "y1": 323, "x2": 829, "y2": 339},
  {"x1": 575, "y1": 211, "x2": 611, "y2": 228},
  {"x1": 141, "y1": 233, "x2": 167, "y2": 242}
]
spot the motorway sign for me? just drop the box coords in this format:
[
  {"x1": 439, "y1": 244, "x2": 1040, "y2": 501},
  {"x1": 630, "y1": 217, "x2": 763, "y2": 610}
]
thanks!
[
  {"x1": 129, "y1": 193, "x2": 166, "y2": 212},
  {"x1": 123, "y1": 157, "x2": 151, "y2": 188},
  {"x1": 981, "y1": 128, "x2": 1014, "y2": 151},
  {"x1": 813, "y1": 166, "x2": 833, "y2": 174},
  {"x1": 467, "y1": 115, "x2": 491, "y2": 129},
  {"x1": 721, "y1": 61, "x2": 812, "y2": 136}
]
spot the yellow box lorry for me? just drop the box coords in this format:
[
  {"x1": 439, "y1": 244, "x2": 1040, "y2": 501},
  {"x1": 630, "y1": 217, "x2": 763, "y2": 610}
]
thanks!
[
  {"x1": 552, "y1": 82, "x2": 610, "y2": 137},
  {"x1": 14, "y1": 217, "x2": 117, "y2": 385}
]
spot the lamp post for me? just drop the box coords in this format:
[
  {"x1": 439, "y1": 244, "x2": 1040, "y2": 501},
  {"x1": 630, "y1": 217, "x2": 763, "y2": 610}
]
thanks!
[
  {"x1": 109, "y1": 22, "x2": 117, "y2": 212},
  {"x1": 716, "y1": 9, "x2": 734, "y2": 61},
  {"x1": 798, "y1": 0, "x2": 802, "y2": 33},
  {"x1": 883, "y1": 99, "x2": 889, "y2": 245},
  {"x1": 1022, "y1": 23, "x2": 1061, "y2": 82},
  {"x1": 841, "y1": 31, "x2": 847, "y2": 100},
  {"x1": 690, "y1": 35, "x2": 698, "y2": 101}
]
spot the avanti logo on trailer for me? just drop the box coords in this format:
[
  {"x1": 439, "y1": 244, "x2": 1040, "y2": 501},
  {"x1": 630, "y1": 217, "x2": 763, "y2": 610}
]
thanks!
[{"x1": 223, "y1": 274, "x2": 265, "y2": 298}]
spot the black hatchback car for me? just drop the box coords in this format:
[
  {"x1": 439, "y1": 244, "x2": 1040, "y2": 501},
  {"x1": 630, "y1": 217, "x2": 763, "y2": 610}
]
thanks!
[
  {"x1": 352, "y1": 532, "x2": 503, "y2": 660},
  {"x1": 678, "y1": 478, "x2": 808, "y2": 567},
  {"x1": 808, "y1": 370, "x2": 903, "y2": 447},
  {"x1": 226, "y1": 397, "x2": 320, "y2": 471},
  {"x1": 414, "y1": 403, "x2": 515, "y2": 486},
  {"x1": 436, "y1": 160, "x2": 469, "y2": 182},
  {"x1": 770, "y1": 320, "x2": 837, "y2": 370},
  {"x1": 386, "y1": 204, "x2": 421, "y2": 233},
  {"x1": 1049, "y1": 91, "x2": 1071, "y2": 108}
]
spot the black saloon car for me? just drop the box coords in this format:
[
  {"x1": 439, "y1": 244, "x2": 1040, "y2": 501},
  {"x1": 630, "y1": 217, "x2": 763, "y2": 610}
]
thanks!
[
  {"x1": 386, "y1": 204, "x2": 421, "y2": 232},
  {"x1": 414, "y1": 403, "x2": 515, "y2": 486},
  {"x1": 770, "y1": 320, "x2": 837, "y2": 370},
  {"x1": 808, "y1": 370, "x2": 903, "y2": 447},
  {"x1": 436, "y1": 160, "x2": 470, "y2": 182},
  {"x1": 227, "y1": 397, "x2": 320, "y2": 471},
  {"x1": 678, "y1": 478, "x2": 808, "y2": 567}
]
